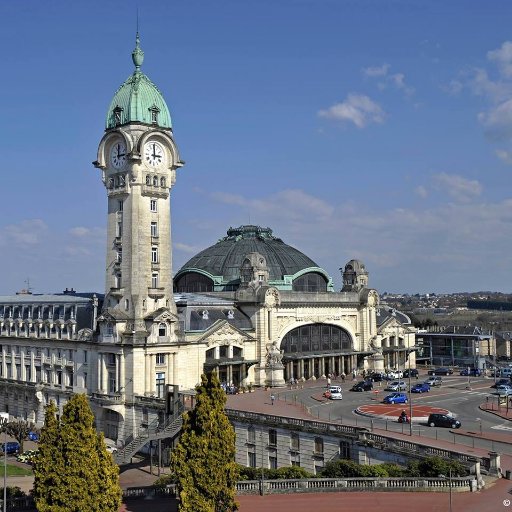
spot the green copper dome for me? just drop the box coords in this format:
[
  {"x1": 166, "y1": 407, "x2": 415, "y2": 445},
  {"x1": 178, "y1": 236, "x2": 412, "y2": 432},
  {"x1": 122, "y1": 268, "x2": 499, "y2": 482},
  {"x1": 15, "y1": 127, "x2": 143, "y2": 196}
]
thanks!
[{"x1": 105, "y1": 35, "x2": 172, "y2": 130}]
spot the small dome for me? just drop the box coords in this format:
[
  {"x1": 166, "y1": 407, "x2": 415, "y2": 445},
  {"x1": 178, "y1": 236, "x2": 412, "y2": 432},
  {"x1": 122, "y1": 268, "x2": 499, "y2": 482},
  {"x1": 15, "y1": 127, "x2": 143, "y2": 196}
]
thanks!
[
  {"x1": 105, "y1": 35, "x2": 172, "y2": 130},
  {"x1": 175, "y1": 225, "x2": 332, "y2": 292}
]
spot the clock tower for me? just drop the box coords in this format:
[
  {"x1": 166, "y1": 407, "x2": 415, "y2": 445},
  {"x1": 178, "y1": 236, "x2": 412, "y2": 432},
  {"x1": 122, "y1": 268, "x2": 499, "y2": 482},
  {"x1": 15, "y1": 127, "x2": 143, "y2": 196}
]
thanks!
[{"x1": 94, "y1": 34, "x2": 183, "y2": 344}]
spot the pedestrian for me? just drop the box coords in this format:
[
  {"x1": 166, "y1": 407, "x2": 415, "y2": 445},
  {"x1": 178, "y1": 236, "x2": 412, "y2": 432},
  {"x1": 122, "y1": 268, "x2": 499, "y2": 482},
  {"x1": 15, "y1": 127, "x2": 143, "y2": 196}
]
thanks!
[
  {"x1": 270, "y1": 393, "x2": 275, "y2": 405},
  {"x1": 327, "y1": 376, "x2": 331, "y2": 387},
  {"x1": 341, "y1": 372, "x2": 345, "y2": 383}
]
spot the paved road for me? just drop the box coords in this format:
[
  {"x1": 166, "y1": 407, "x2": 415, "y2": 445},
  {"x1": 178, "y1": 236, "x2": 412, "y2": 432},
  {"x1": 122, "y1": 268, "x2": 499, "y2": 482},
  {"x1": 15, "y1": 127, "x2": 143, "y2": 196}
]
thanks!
[{"x1": 272, "y1": 373, "x2": 512, "y2": 453}]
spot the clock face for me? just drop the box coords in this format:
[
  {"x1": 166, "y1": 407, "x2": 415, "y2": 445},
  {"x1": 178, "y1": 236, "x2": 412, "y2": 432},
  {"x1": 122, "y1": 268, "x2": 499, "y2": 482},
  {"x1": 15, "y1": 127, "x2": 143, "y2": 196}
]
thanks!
[
  {"x1": 144, "y1": 141, "x2": 164, "y2": 168},
  {"x1": 110, "y1": 141, "x2": 127, "y2": 169}
]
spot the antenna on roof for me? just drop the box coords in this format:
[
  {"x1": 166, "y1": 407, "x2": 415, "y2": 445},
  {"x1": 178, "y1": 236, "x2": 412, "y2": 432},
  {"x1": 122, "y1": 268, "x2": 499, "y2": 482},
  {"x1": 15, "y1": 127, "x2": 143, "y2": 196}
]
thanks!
[{"x1": 24, "y1": 278, "x2": 32, "y2": 292}]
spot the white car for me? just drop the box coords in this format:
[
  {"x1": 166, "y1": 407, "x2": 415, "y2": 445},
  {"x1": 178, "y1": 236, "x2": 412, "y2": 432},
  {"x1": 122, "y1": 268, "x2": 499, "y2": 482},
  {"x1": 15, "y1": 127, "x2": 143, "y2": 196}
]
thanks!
[
  {"x1": 327, "y1": 385, "x2": 343, "y2": 400},
  {"x1": 386, "y1": 370, "x2": 403, "y2": 379},
  {"x1": 386, "y1": 380, "x2": 407, "y2": 391},
  {"x1": 494, "y1": 385, "x2": 512, "y2": 396}
]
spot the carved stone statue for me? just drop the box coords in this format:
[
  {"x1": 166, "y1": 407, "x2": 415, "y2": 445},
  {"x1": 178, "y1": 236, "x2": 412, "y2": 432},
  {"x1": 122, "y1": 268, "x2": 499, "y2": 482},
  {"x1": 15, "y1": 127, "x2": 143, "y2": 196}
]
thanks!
[
  {"x1": 263, "y1": 341, "x2": 285, "y2": 388},
  {"x1": 265, "y1": 341, "x2": 283, "y2": 367}
]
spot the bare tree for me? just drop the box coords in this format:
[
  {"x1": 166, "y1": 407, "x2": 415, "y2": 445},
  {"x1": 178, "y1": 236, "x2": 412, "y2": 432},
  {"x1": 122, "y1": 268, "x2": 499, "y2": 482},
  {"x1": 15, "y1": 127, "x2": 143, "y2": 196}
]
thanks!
[{"x1": 6, "y1": 420, "x2": 34, "y2": 453}]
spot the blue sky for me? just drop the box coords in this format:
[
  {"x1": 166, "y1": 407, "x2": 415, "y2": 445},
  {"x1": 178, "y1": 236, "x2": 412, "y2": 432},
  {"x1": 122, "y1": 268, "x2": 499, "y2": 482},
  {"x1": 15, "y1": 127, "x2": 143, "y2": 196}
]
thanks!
[{"x1": 1, "y1": 0, "x2": 512, "y2": 295}]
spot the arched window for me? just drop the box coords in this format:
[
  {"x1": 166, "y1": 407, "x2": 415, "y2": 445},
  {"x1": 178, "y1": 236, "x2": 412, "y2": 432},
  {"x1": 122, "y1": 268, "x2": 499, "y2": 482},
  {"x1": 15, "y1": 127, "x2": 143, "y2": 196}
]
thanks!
[
  {"x1": 146, "y1": 175, "x2": 151, "y2": 185},
  {"x1": 153, "y1": 176, "x2": 159, "y2": 187},
  {"x1": 292, "y1": 272, "x2": 328, "y2": 292},
  {"x1": 158, "y1": 323, "x2": 166, "y2": 336},
  {"x1": 174, "y1": 272, "x2": 214, "y2": 293},
  {"x1": 160, "y1": 177, "x2": 166, "y2": 187},
  {"x1": 281, "y1": 324, "x2": 352, "y2": 355}
]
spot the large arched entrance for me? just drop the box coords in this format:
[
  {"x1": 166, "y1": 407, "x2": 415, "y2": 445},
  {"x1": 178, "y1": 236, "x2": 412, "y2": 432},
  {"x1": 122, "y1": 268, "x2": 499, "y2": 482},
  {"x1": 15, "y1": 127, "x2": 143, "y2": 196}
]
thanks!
[{"x1": 280, "y1": 324, "x2": 357, "y2": 380}]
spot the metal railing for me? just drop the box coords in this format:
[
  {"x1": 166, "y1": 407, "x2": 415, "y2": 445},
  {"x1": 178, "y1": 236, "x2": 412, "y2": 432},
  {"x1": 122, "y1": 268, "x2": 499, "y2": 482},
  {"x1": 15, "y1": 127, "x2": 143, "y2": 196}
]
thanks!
[{"x1": 114, "y1": 403, "x2": 184, "y2": 465}]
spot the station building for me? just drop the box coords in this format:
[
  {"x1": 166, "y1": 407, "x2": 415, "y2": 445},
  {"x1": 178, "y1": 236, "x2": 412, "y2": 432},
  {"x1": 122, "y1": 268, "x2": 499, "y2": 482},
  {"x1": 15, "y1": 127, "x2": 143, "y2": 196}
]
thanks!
[{"x1": 0, "y1": 37, "x2": 416, "y2": 448}]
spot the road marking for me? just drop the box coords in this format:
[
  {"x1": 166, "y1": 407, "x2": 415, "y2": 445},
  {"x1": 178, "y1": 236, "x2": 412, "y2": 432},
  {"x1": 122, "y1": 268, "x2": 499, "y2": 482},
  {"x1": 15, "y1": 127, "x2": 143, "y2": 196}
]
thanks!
[{"x1": 491, "y1": 424, "x2": 512, "y2": 431}]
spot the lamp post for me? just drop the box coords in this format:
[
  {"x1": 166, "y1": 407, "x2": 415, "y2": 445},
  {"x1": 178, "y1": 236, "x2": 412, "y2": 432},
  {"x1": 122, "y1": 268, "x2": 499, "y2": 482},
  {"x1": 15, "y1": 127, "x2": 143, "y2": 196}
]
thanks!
[
  {"x1": 259, "y1": 429, "x2": 264, "y2": 496},
  {"x1": 3, "y1": 424, "x2": 6, "y2": 512},
  {"x1": 439, "y1": 469, "x2": 453, "y2": 512},
  {"x1": 407, "y1": 348, "x2": 413, "y2": 436}
]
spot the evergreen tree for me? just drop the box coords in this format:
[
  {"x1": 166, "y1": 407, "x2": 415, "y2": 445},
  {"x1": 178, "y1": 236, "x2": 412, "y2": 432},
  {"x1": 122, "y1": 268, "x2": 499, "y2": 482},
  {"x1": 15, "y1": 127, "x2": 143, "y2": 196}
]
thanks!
[
  {"x1": 33, "y1": 401, "x2": 66, "y2": 512},
  {"x1": 171, "y1": 372, "x2": 239, "y2": 512},
  {"x1": 33, "y1": 394, "x2": 122, "y2": 512}
]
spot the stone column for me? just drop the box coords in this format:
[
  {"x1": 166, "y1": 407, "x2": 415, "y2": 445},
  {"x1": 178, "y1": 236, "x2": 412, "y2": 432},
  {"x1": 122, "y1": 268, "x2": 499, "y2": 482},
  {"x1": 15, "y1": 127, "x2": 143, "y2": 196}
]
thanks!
[
  {"x1": 101, "y1": 354, "x2": 108, "y2": 392},
  {"x1": 488, "y1": 451, "x2": 501, "y2": 477},
  {"x1": 299, "y1": 359, "x2": 304, "y2": 379},
  {"x1": 145, "y1": 352, "x2": 151, "y2": 395}
]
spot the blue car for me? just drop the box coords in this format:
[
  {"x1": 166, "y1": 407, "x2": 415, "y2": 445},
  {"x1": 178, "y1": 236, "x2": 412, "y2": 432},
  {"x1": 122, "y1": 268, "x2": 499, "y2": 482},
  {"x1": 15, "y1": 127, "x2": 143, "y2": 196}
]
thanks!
[
  {"x1": 411, "y1": 382, "x2": 430, "y2": 393},
  {"x1": 459, "y1": 368, "x2": 481, "y2": 377},
  {"x1": 1, "y1": 442, "x2": 20, "y2": 455},
  {"x1": 383, "y1": 392, "x2": 408, "y2": 404},
  {"x1": 28, "y1": 431, "x2": 39, "y2": 442}
]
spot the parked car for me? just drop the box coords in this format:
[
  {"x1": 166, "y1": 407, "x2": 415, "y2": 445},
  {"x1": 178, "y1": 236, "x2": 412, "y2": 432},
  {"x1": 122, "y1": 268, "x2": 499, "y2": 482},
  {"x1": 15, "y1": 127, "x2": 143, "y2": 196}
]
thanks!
[
  {"x1": 403, "y1": 369, "x2": 419, "y2": 378},
  {"x1": 383, "y1": 392, "x2": 408, "y2": 404},
  {"x1": 386, "y1": 370, "x2": 404, "y2": 379},
  {"x1": 500, "y1": 368, "x2": 512, "y2": 378},
  {"x1": 27, "y1": 431, "x2": 39, "y2": 442},
  {"x1": 427, "y1": 413, "x2": 461, "y2": 429},
  {"x1": 411, "y1": 382, "x2": 430, "y2": 393},
  {"x1": 0, "y1": 442, "x2": 20, "y2": 455},
  {"x1": 428, "y1": 367, "x2": 453, "y2": 376},
  {"x1": 351, "y1": 381, "x2": 373, "y2": 392},
  {"x1": 459, "y1": 368, "x2": 482, "y2": 377},
  {"x1": 385, "y1": 380, "x2": 407, "y2": 391},
  {"x1": 491, "y1": 378, "x2": 512, "y2": 389},
  {"x1": 494, "y1": 385, "x2": 512, "y2": 396},
  {"x1": 425, "y1": 376, "x2": 443, "y2": 387},
  {"x1": 367, "y1": 373, "x2": 386, "y2": 382}
]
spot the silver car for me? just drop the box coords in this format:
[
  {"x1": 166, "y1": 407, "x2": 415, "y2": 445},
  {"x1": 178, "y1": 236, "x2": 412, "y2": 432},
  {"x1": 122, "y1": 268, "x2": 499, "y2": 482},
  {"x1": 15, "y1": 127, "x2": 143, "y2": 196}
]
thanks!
[
  {"x1": 494, "y1": 385, "x2": 512, "y2": 396},
  {"x1": 385, "y1": 380, "x2": 407, "y2": 391}
]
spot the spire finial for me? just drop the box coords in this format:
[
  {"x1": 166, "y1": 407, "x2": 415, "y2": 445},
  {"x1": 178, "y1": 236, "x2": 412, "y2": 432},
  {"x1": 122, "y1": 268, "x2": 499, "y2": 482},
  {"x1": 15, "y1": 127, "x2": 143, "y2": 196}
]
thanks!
[{"x1": 132, "y1": 30, "x2": 144, "y2": 70}]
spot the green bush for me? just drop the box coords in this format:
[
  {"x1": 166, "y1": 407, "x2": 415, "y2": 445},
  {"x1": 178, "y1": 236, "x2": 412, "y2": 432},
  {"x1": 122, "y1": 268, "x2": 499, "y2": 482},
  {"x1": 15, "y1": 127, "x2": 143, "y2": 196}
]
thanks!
[
  {"x1": 377, "y1": 463, "x2": 405, "y2": 477},
  {"x1": 153, "y1": 473, "x2": 176, "y2": 488},
  {"x1": 236, "y1": 464, "x2": 314, "y2": 480}
]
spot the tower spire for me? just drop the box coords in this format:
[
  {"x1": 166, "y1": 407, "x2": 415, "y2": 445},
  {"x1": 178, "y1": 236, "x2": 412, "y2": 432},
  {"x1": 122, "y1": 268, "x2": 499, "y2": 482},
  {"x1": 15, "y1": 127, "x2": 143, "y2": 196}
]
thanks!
[{"x1": 132, "y1": 31, "x2": 144, "y2": 70}]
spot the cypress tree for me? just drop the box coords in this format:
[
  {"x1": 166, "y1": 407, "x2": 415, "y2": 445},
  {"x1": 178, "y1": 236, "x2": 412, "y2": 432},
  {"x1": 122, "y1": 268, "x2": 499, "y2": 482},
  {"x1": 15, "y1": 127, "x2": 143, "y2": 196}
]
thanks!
[
  {"x1": 33, "y1": 394, "x2": 122, "y2": 512},
  {"x1": 171, "y1": 372, "x2": 239, "y2": 512},
  {"x1": 33, "y1": 401, "x2": 65, "y2": 512}
]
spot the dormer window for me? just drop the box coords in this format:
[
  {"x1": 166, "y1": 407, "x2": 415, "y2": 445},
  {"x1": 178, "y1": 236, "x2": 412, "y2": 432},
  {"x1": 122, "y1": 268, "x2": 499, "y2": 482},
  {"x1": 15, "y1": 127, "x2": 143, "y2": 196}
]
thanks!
[
  {"x1": 201, "y1": 310, "x2": 209, "y2": 320},
  {"x1": 149, "y1": 105, "x2": 160, "y2": 125},
  {"x1": 113, "y1": 106, "x2": 123, "y2": 126}
]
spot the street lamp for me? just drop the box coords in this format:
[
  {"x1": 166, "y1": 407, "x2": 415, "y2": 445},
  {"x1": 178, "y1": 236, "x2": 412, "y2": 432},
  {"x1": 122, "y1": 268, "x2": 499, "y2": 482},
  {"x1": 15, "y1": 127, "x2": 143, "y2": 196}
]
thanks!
[
  {"x1": 407, "y1": 348, "x2": 413, "y2": 436},
  {"x1": 439, "y1": 468, "x2": 453, "y2": 512},
  {"x1": 2, "y1": 421, "x2": 6, "y2": 512}
]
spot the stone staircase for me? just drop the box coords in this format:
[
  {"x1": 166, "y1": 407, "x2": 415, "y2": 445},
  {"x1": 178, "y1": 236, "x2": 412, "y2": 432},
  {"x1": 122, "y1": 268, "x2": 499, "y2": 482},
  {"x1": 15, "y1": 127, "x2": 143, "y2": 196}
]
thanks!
[{"x1": 114, "y1": 403, "x2": 184, "y2": 465}]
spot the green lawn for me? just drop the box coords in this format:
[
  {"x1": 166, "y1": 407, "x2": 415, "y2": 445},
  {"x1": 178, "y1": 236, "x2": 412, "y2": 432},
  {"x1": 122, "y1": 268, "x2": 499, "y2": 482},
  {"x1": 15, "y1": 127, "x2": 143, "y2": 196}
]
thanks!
[{"x1": 0, "y1": 464, "x2": 33, "y2": 477}]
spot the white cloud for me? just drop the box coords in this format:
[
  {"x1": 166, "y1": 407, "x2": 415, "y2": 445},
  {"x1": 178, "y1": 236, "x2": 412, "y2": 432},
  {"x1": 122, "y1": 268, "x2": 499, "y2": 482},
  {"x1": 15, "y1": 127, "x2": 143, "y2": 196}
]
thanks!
[
  {"x1": 415, "y1": 186, "x2": 428, "y2": 198},
  {"x1": 0, "y1": 219, "x2": 47, "y2": 247},
  {"x1": 318, "y1": 94, "x2": 385, "y2": 128},
  {"x1": 174, "y1": 242, "x2": 202, "y2": 254},
  {"x1": 69, "y1": 227, "x2": 91, "y2": 237},
  {"x1": 362, "y1": 64, "x2": 389, "y2": 77},
  {"x1": 433, "y1": 173, "x2": 482, "y2": 202},
  {"x1": 495, "y1": 149, "x2": 512, "y2": 164},
  {"x1": 488, "y1": 41, "x2": 512, "y2": 78},
  {"x1": 478, "y1": 98, "x2": 512, "y2": 140},
  {"x1": 363, "y1": 64, "x2": 414, "y2": 96},
  {"x1": 211, "y1": 188, "x2": 334, "y2": 221}
]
